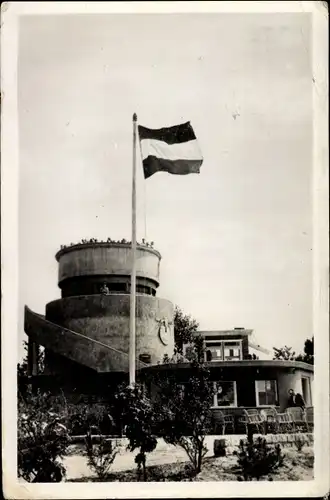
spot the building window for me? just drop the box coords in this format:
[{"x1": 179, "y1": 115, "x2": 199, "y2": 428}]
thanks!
[
  {"x1": 213, "y1": 381, "x2": 237, "y2": 407},
  {"x1": 223, "y1": 341, "x2": 241, "y2": 360},
  {"x1": 205, "y1": 343, "x2": 223, "y2": 361},
  {"x1": 255, "y1": 380, "x2": 278, "y2": 406},
  {"x1": 204, "y1": 339, "x2": 242, "y2": 362},
  {"x1": 107, "y1": 282, "x2": 127, "y2": 293}
]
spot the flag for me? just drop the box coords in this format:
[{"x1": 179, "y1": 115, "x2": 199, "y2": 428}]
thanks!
[{"x1": 138, "y1": 121, "x2": 203, "y2": 179}]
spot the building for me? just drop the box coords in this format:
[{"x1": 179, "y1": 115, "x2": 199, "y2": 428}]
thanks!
[
  {"x1": 192, "y1": 328, "x2": 313, "y2": 412},
  {"x1": 24, "y1": 240, "x2": 174, "y2": 398},
  {"x1": 142, "y1": 328, "x2": 313, "y2": 432},
  {"x1": 23, "y1": 239, "x2": 313, "y2": 432}
]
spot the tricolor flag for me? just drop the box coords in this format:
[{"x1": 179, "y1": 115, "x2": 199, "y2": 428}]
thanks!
[{"x1": 138, "y1": 121, "x2": 203, "y2": 179}]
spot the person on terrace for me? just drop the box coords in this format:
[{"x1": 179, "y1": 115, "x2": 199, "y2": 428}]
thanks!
[{"x1": 287, "y1": 388, "x2": 306, "y2": 410}]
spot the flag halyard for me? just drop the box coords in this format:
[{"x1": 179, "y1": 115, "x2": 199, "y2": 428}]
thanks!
[{"x1": 138, "y1": 121, "x2": 203, "y2": 179}]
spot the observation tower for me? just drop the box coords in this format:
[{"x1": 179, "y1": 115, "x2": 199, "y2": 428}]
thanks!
[{"x1": 24, "y1": 240, "x2": 174, "y2": 377}]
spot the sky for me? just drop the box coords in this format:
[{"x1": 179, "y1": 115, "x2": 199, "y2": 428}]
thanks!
[{"x1": 18, "y1": 12, "x2": 313, "y2": 359}]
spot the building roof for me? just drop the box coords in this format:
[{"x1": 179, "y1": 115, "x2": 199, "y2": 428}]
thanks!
[
  {"x1": 142, "y1": 359, "x2": 314, "y2": 373},
  {"x1": 55, "y1": 241, "x2": 162, "y2": 261},
  {"x1": 196, "y1": 329, "x2": 253, "y2": 337}
]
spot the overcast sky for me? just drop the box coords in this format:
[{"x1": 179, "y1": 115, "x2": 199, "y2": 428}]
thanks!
[{"x1": 18, "y1": 13, "x2": 312, "y2": 359}]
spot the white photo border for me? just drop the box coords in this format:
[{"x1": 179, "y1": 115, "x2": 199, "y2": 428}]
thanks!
[{"x1": 1, "y1": 1, "x2": 329, "y2": 498}]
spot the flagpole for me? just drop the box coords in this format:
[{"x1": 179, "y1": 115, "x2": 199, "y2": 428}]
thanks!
[{"x1": 129, "y1": 113, "x2": 137, "y2": 386}]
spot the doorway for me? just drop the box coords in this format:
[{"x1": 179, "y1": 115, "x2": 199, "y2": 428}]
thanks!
[{"x1": 301, "y1": 377, "x2": 312, "y2": 406}]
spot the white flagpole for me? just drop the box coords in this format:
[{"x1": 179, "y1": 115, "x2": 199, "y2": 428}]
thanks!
[{"x1": 129, "y1": 113, "x2": 137, "y2": 386}]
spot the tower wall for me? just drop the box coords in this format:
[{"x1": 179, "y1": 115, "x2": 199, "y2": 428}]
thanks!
[
  {"x1": 46, "y1": 294, "x2": 174, "y2": 367},
  {"x1": 56, "y1": 243, "x2": 161, "y2": 288},
  {"x1": 25, "y1": 241, "x2": 175, "y2": 374}
]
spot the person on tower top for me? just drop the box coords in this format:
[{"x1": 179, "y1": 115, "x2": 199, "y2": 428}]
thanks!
[{"x1": 100, "y1": 282, "x2": 110, "y2": 295}]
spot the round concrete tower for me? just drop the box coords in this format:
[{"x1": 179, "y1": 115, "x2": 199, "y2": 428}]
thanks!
[{"x1": 25, "y1": 241, "x2": 174, "y2": 374}]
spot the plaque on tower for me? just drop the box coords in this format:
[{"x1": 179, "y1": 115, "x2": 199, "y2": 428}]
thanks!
[{"x1": 156, "y1": 317, "x2": 172, "y2": 346}]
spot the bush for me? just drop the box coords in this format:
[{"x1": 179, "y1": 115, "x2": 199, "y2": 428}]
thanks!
[
  {"x1": 18, "y1": 390, "x2": 70, "y2": 482},
  {"x1": 85, "y1": 428, "x2": 118, "y2": 479},
  {"x1": 235, "y1": 436, "x2": 284, "y2": 481},
  {"x1": 44, "y1": 393, "x2": 117, "y2": 436},
  {"x1": 155, "y1": 361, "x2": 215, "y2": 475},
  {"x1": 64, "y1": 403, "x2": 114, "y2": 436},
  {"x1": 114, "y1": 384, "x2": 157, "y2": 481},
  {"x1": 293, "y1": 434, "x2": 307, "y2": 451}
]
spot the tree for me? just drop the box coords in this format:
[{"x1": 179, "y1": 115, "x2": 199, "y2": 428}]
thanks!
[
  {"x1": 295, "y1": 337, "x2": 314, "y2": 365},
  {"x1": 113, "y1": 384, "x2": 157, "y2": 481},
  {"x1": 163, "y1": 307, "x2": 204, "y2": 364},
  {"x1": 17, "y1": 340, "x2": 45, "y2": 378},
  {"x1": 17, "y1": 351, "x2": 29, "y2": 379},
  {"x1": 273, "y1": 337, "x2": 314, "y2": 365},
  {"x1": 18, "y1": 389, "x2": 70, "y2": 482},
  {"x1": 304, "y1": 337, "x2": 314, "y2": 356},
  {"x1": 155, "y1": 356, "x2": 215, "y2": 476},
  {"x1": 173, "y1": 306, "x2": 199, "y2": 355}
]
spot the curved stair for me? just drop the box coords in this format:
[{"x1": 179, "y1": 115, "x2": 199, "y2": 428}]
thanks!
[{"x1": 24, "y1": 306, "x2": 146, "y2": 373}]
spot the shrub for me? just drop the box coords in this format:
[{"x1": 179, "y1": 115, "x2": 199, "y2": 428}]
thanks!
[
  {"x1": 293, "y1": 434, "x2": 306, "y2": 451},
  {"x1": 114, "y1": 384, "x2": 157, "y2": 481},
  {"x1": 155, "y1": 360, "x2": 215, "y2": 475},
  {"x1": 48, "y1": 393, "x2": 117, "y2": 436},
  {"x1": 18, "y1": 390, "x2": 70, "y2": 482},
  {"x1": 64, "y1": 403, "x2": 114, "y2": 436},
  {"x1": 85, "y1": 428, "x2": 118, "y2": 479},
  {"x1": 235, "y1": 436, "x2": 284, "y2": 481},
  {"x1": 162, "y1": 352, "x2": 190, "y2": 364}
]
